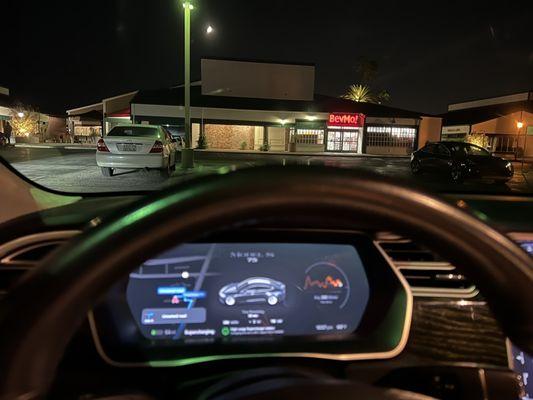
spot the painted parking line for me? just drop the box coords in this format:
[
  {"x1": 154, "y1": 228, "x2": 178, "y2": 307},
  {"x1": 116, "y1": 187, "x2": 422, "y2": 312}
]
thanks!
[{"x1": 14, "y1": 144, "x2": 54, "y2": 149}]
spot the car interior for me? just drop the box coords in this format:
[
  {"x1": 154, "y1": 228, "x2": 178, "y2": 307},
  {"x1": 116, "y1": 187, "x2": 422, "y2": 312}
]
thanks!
[{"x1": 0, "y1": 157, "x2": 531, "y2": 400}]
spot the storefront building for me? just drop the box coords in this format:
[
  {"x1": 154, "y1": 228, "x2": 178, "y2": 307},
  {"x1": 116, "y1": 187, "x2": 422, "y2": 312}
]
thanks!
[
  {"x1": 128, "y1": 58, "x2": 439, "y2": 154},
  {"x1": 441, "y1": 91, "x2": 533, "y2": 158},
  {"x1": 68, "y1": 59, "x2": 440, "y2": 153},
  {"x1": 324, "y1": 113, "x2": 364, "y2": 152},
  {"x1": 66, "y1": 91, "x2": 137, "y2": 143},
  {"x1": 0, "y1": 86, "x2": 11, "y2": 134},
  {"x1": 66, "y1": 104, "x2": 103, "y2": 143}
]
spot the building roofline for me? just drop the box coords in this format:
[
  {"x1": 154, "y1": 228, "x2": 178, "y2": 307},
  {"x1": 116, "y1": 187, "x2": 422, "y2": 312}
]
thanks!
[
  {"x1": 448, "y1": 90, "x2": 532, "y2": 111},
  {"x1": 102, "y1": 91, "x2": 139, "y2": 102},
  {"x1": 201, "y1": 56, "x2": 315, "y2": 67},
  {"x1": 66, "y1": 102, "x2": 103, "y2": 114}
]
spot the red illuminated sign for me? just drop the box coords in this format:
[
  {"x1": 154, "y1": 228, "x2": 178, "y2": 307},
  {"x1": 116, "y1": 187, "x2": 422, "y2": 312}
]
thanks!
[{"x1": 327, "y1": 113, "x2": 365, "y2": 128}]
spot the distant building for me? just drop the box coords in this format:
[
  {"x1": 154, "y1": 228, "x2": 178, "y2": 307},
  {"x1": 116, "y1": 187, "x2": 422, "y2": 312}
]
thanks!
[
  {"x1": 66, "y1": 91, "x2": 137, "y2": 143},
  {"x1": 441, "y1": 91, "x2": 533, "y2": 158},
  {"x1": 0, "y1": 86, "x2": 51, "y2": 142},
  {"x1": 0, "y1": 86, "x2": 11, "y2": 133},
  {"x1": 129, "y1": 58, "x2": 441, "y2": 155}
]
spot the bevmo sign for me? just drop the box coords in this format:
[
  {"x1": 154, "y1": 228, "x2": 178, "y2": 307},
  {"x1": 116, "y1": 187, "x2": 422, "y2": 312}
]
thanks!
[{"x1": 328, "y1": 113, "x2": 365, "y2": 128}]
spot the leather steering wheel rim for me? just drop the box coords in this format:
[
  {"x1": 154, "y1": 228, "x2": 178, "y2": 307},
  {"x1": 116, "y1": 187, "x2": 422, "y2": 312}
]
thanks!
[{"x1": 0, "y1": 166, "x2": 531, "y2": 400}]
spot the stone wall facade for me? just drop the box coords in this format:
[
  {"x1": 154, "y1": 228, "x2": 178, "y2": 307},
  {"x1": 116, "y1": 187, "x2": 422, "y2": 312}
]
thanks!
[{"x1": 204, "y1": 124, "x2": 256, "y2": 150}]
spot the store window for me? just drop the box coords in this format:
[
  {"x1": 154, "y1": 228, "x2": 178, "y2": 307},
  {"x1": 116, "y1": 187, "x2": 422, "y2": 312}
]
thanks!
[
  {"x1": 327, "y1": 130, "x2": 360, "y2": 152},
  {"x1": 295, "y1": 128, "x2": 324, "y2": 145},
  {"x1": 366, "y1": 126, "x2": 416, "y2": 148}
]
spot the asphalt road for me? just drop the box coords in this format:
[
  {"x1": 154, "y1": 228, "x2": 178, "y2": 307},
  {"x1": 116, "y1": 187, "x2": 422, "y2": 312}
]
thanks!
[{"x1": 1, "y1": 146, "x2": 532, "y2": 194}]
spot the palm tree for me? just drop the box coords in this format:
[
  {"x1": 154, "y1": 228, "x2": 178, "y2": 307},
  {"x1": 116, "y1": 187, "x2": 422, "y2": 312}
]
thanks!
[
  {"x1": 376, "y1": 90, "x2": 391, "y2": 105},
  {"x1": 341, "y1": 84, "x2": 374, "y2": 103}
]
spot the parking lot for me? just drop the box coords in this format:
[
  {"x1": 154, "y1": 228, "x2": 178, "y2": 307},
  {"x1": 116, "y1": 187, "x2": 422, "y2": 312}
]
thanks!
[{"x1": 1, "y1": 146, "x2": 532, "y2": 194}]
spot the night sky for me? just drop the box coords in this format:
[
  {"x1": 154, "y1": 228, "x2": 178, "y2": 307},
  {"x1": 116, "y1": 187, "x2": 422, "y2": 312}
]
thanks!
[{"x1": 3, "y1": 0, "x2": 533, "y2": 115}]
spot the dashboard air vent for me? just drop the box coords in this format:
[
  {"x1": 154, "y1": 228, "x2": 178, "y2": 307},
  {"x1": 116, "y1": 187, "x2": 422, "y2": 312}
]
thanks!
[
  {"x1": 0, "y1": 231, "x2": 79, "y2": 298},
  {"x1": 376, "y1": 238, "x2": 478, "y2": 298}
]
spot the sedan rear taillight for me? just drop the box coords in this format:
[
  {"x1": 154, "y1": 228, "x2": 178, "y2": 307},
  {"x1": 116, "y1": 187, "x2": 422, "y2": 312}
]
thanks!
[
  {"x1": 97, "y1": 138, "x2": 109, "y2": 152},
  {"x1": 150, "y1": 140, "x2": 164, "y2": 153}
]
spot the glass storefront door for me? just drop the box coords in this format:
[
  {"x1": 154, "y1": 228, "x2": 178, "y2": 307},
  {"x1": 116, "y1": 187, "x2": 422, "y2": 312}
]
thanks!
[
  {"x1": 327, "y1": 131, "x2": 343, "y2": 151},
  {"x1": 326, "y1": 129, "x2": 361, "y2": 152}
]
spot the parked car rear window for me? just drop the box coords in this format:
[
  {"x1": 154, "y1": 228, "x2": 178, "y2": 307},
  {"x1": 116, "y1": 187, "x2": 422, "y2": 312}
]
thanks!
[{"x1": 107, "y1": 126, "x2": 160, "y2": 138}]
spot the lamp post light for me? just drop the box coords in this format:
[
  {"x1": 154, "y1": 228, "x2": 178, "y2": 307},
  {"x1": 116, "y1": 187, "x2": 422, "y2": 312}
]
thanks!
[{"x1": 181, "y1": 1, "x2": 195, "y2": 169}]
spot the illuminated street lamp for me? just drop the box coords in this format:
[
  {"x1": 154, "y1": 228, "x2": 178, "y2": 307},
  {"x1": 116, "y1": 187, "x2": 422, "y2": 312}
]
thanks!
[
  {"x1": 181, "y1": 1, "x2": 194, "y2": 169},
  {"x1": 206, "y1": 25, "x2": 214, "y2": 34},
  {"x1": 17, "y1": 112, "x2": 24, "y2": 118},
  {"x1": 517, "y1": 121, "x2": 524, "y2": 130}
]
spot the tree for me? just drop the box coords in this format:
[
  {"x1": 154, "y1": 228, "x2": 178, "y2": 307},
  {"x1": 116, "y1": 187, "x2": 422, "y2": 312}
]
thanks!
[
  {"x1": 10, "y1": 104, "x2": 40, "y2": 137},
  {"x1": 466, "y1": 132, "x2": 489, "y2": 148},
  {"x1": 342, "y1": 84, "x2": 374, "y2": 103},
  {"x1": 376, "y1": 90, "x2": 391, "y2": 105},
  {"x1": 356, "y1": 59, "x2": 379, "y2": 85},
  {"x1": 342, "y1": 59, "x2": 392, "y2": 105}
]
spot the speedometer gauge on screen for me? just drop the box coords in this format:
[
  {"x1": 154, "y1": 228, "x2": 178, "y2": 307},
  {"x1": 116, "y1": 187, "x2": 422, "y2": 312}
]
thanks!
[{"x1": 126, "y1": 243, "x2": 370, "y2": 341}]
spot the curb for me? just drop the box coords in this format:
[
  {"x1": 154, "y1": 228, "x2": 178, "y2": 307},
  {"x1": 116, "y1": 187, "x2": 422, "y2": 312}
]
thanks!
[{"x1": 14, "y1": 144, "x2": 96, "y2": 150}]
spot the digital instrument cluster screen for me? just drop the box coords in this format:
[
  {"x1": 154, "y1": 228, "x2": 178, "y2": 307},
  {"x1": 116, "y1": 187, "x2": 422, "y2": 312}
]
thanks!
[{"x1": 126, "y1": 243, "x2": 370, "y2": 341}]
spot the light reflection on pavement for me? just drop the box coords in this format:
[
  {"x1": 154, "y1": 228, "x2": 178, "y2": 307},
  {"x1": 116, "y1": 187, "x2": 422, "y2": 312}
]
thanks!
[{"x1": 1, "y1": 147, "x2": 532, "y2": 194}]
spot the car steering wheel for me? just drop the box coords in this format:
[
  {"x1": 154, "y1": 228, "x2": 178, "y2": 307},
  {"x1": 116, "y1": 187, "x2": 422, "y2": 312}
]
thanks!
[{"x1": 0, "y1": 166, "x2": 531, "y2": 400}]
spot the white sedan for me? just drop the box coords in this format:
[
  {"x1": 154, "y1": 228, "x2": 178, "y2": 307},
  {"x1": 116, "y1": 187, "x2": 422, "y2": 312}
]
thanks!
[{"x1": 96, "y1": 124, "x2": 179, "y2": 177}]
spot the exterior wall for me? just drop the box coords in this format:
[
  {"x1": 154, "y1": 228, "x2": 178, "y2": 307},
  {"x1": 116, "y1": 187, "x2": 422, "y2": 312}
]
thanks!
[
  {"x1": 441, "y1": 125, "x2": 470, "y2": 141},
  {"x1": 192, "y1": 123, "x2": 200, "y2": 147},
  {"x1": 253, "y1": 126, "x2": 264, "y2": 150},
  {"x1": 295, "y1": 144, "x2": 323, "y2": 152},
  {"x1": 0, "y1": 106, "x2": 11, "y2": 119},
  {"x1": 132, "y1": 103, "x2": 329, "y2": 126},
  {"x1": 470, "y1": 111, "x2": 533, "y2": 157},
  {"x1": 201, "y1": 59, "x2": 315, "y2": 101},
  {"x1": 103, "y1": 92, "x2": 137, "y2": 115},
  {"x1": 267, "y1": 127, "x2": 287, "y2": 151},
  {"x1": 105, "y1": 117, "x2": 131, "y2": 135},
  {"x1": 204, "y1": 124, "x2": 257, "y2": 150},
  {"x1": 471, "y1": 111, "x2": 533, "y2": 135},
  {"x1": 524, "y1": 135, "x2": 533, "y2": 157},
  {"x1": 365, "y1": 117, "x2": 419, "y2": 126},
  {"x1": 418, "y1": 116, "x2": 442, "y2": 148},
  {"x1": 44, "y1": 117, "x2": 67, "y2": 142}
]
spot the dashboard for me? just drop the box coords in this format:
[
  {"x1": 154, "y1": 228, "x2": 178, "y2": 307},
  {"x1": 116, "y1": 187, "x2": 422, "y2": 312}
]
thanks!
[
  {"x1": 90, "y1": 233, "x2": 412, "y2": 366},
  {"x1": 0, "y1": 193, "x2": 531, "y2": 399},
  {"x1": 127, "y1": 242, "x2": 369, "y2": 340}
]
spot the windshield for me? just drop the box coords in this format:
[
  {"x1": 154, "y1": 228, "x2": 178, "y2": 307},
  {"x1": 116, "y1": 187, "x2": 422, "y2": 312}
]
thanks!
[{"x1": 1, "y1": 1, "x2": 532, "y2": 195}]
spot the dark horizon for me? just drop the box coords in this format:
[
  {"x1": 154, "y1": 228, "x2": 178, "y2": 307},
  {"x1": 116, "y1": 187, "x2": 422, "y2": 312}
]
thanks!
[{"x1": 3, "y1": 0, "x2": 533, "y2": 115}]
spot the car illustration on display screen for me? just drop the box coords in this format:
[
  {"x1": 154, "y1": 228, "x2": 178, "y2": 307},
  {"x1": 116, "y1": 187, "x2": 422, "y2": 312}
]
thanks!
[{"x1": 218, "y1": 277, "x2": 286, "y2": 306}]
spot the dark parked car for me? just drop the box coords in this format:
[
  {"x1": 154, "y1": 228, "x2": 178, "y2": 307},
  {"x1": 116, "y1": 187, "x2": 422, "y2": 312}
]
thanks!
[{"x1": 411, "y1": 141, "x2": 514, "y2": 183}]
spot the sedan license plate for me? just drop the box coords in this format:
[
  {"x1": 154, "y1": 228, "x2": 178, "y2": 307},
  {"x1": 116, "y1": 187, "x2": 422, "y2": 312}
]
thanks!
[{"x1": 120, "y1": 144, "x2": 137, "y2": 152}]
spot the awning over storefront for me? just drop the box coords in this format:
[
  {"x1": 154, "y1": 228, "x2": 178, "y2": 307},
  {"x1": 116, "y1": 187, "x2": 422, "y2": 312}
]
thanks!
[
  {"x1": 68, "y1": 110, "x2": 103, "y2": 125},
  {"x1": 107, "y1": 108, "x2": 130, "y2": 118}
]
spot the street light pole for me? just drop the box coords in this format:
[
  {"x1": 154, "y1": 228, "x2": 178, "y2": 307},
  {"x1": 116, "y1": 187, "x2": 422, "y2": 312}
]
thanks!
[{"x1": 181, "y1": 1, "x2": 194, "y2": 169}]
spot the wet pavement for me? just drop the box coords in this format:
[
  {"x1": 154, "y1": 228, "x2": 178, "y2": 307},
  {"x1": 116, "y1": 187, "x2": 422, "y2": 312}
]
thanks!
[{"x1": 1, "y1": 147, "x2": 532, "y2": 194}]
